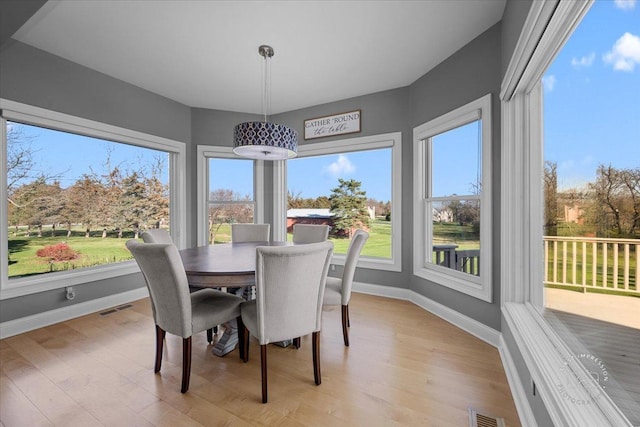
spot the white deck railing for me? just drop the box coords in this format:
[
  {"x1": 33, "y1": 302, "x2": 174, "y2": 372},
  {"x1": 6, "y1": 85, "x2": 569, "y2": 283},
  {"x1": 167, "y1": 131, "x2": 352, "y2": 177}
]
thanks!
[{"x1": 544, "y1": 236, "x2": 639, "y2": 295}]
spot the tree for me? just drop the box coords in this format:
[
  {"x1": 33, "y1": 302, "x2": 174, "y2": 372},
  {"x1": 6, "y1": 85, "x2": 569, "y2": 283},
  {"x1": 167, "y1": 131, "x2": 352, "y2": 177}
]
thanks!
[
  {"x1": 589, "y1": 164, "x2": 640, "y2": 237},
  {"x1": 6, "y1": 123, "x2": 37, "y2": 193},
  {"x1": 142, "y1": 158, "x2": 169, "y2": 231},
  {"x1": 8, "y1": 177, "x2": 62, "y2": 237},
  {"x1": 287, "y1": 191, "x2": 331, "y2": 209},
  {"x1": 208, "y1": 189, "x2": 253, "y2": 242},
  {"x1": 329, "y1": 178, "x2": 370, "y2": 238},
  {"x1": 6, "y1": 123, "x2": 63, "y2": 209},
  {"x1": 66, "y1": 174, "x2": 103, "y2": 237},
  {"x1": 120, "y1": 171, "x2": 147, "y2": 238},
  {"x1": 544, "y1": 161, "x2": 558, "y2": 235}
]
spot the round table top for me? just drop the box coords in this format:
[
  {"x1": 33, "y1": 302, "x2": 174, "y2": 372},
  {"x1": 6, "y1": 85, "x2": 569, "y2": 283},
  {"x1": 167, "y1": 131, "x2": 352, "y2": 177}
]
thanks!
[{"x1": 179, "y1": 241, "x2": 289, "y2": 277}]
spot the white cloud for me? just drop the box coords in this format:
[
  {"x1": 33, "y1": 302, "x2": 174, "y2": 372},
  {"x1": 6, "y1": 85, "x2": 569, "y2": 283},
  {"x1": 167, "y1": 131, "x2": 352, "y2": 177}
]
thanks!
[
  {"x1": 324, "y1": 154, "x2": 355, "y2": 177},
  {"x1": 542, "y1": 75, "x2": 556, "y2": 91},
  {"x1": 614, "y1": 0, "x2": 636, "y2": 10},
  {"x1": 571, "y1": 52, "x2": 595, "y2": 68},
  {"x1": 603, "y1": 32, "x2": 640, "y2": 71}
]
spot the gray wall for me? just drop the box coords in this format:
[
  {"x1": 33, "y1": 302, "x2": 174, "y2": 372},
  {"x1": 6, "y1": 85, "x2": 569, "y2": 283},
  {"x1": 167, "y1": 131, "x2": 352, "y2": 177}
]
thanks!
[{"x1": 409, "y1": 23, "x2": 503, "y2": 330}]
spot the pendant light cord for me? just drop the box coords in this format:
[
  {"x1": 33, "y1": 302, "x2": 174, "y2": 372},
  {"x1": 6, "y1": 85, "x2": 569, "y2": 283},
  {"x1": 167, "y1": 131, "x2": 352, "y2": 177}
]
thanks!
[{"x1": 260, "y1": 46, "x2": 273, "y2": 123}]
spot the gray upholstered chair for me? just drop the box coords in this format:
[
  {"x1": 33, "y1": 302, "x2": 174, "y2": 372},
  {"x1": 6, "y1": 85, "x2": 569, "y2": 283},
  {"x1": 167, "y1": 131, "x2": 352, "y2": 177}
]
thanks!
[
  {"x1": 231, "y1": 223, "x2": 270, "y2": 242},
  {"x1": 141, "y1": 229, "x2": 218, "y2": 341},
  {"x1": 292, "y1": 224, "x2": 330, "y2": 243},
  {"x1": 231, "y1": 223, "x2": 270, "y2": 301},
  {"x1": 141, "y1": 229, "x2": 173, "y2": 244},
  {"x1": 238, "y1": 241, "x2": 333, "y2": 403},
  {"x1": 322, "y1": 229, "x2": 369, "y2": 347},
  {"x1": 126, "y1": 240, "x2": 245, "y2": 393}
]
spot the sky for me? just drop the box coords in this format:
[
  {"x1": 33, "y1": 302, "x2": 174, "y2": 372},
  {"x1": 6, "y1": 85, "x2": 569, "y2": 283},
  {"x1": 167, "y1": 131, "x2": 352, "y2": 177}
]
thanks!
[
  {"x1": 8, "y1": 0, "x2": 639, "y2": 200},
  {"x1": 542, "y1": 0, "x2": 640, "y2": 190},
  {"x1": 7, "y1": 124, "x2": 168, "y2": 188}
]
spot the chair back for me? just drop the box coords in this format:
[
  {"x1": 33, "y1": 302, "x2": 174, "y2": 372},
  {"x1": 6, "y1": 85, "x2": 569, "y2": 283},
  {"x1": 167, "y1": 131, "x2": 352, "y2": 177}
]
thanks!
[
  {"x1": 141, "y1": 229, "x2": 173, "y2": 244},
  {"x1": 292, "y1": 224, "x2": 330, "y2": 243},
  {"x1": 126, "y1": 240, "x2": 192, "y2": 338},
  {"x1": 340, "y1": 229, "x2": 369, "y2": 305},
  {"x1": 231, "y1": 223, "x2": 270, "y2": 242},
  {"x1": 254, "y1": 241, "x2": 333, "y2": 344}
]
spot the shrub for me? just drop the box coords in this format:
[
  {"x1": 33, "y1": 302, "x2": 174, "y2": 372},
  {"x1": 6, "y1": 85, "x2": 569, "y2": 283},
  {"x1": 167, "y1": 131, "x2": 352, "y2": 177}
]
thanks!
[{"x1": 36, "y1": 243, "x2": 79, "y2": 262}]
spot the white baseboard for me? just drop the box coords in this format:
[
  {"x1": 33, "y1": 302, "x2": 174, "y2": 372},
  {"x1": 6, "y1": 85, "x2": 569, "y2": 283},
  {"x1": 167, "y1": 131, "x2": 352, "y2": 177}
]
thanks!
[
  {"x1": 0, "y1": 287, "x2": 149, "y2": 339},
  {"x1": 353, "y1": 281, "x2": 500, "y2": 347},
  {"x1": 498, "y1": 334, "x2": 538, "y2": 427}
]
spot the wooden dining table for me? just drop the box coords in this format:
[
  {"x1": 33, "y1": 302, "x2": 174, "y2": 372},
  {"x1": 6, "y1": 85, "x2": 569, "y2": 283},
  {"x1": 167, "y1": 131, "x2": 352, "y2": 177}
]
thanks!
[{"x1": 179, "y1": 241, "x2": 290, "y2": 288}]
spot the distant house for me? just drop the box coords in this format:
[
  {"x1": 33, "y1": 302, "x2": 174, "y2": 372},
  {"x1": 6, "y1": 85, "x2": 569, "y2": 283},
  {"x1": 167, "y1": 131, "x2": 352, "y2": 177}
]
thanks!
[
  {"x1": 433, "y1": 207, "x2": 454, "y2": 223},
  {"x1": 563, "y1": 203, "x2": 584, "y2": 224},
  {"x1": 286, "y1": 209, "x2": 333, "y2": 232}
]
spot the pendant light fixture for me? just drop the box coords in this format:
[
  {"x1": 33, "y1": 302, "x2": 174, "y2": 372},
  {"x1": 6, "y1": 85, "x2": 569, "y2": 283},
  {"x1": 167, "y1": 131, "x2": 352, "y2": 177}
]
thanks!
[{"x1": 233, "y1": 45, "x2": 298, "y2": 160}]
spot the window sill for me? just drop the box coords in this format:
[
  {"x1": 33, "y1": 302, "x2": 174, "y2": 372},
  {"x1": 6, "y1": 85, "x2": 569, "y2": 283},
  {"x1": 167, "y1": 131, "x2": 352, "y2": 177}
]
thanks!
[
  {"x1": 331, "y1": 253, "x2": 401, "y2": 272},
  {"x1": 503, "y1": 302, "x2": 632, "y2": 426},
  {"x1": 1, "y1": 261, "x2": 140, "y2": 300},
  {"x1": 414, "y1": 265, "x2": 491, "y2": 302}
]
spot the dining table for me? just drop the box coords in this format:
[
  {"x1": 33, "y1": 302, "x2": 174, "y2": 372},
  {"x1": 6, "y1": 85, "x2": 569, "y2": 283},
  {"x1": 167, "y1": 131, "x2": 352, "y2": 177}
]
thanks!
[
  {"x1": 179, "y1": 241, "x2": 292, "y2": 356},
  {"x1": 180, "y1": 241, "x2": 288, "y2": 288}
]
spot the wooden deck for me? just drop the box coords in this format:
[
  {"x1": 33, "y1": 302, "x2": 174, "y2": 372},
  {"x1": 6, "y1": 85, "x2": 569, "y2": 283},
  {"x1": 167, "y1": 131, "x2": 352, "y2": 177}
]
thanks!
[
  {"x1": 0, "y1": 293, "x2": 521, "y2": 426},
  {"x1": 545, "y1": 288, "x2": 640, "y2": 425}
]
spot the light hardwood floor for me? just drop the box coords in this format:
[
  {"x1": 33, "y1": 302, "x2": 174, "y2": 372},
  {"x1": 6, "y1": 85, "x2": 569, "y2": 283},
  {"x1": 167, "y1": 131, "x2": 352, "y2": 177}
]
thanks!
[{"x1": 1, "y1": 293, "x2": 521, "y2": 426}]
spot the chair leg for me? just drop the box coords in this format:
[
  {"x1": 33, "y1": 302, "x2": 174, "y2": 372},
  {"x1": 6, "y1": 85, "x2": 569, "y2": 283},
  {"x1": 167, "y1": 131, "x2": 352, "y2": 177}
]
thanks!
[
  {"x1": 237, "y1": 316, "x2": 247, "y2": 362},
  {"x1": 260, "y1": 344, "x2": 268, "y2": 403},
  {"x1": 206, "y1": 328, "x2": 213, "y2": 344},
  {"x1": 154, "y1": 325, "x2": 166, "y2": 373},
  {"x1": 312, "y1": 331, "x2": 321, "y2": 385},
  {"x1": 341, "y1": 305, "x2": 350, "y2": 347},
  {"x1": 346, "y1": 304, "x2": 350, "y2": 327},
  {"x1": 181, "y1": 337, "x2": 192, "y2": 393}
]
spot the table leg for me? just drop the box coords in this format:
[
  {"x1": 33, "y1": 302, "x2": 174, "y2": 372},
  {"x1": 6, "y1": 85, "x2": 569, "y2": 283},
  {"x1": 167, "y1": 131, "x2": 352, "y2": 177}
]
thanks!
[{"x1": 212, "y1": 319, "x2": 239, "y2": 357}]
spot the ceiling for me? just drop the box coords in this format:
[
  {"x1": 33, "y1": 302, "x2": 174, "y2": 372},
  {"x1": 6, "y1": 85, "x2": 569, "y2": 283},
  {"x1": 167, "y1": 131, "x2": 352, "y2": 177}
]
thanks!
[{"x1": 13, "y1": 0, "x2": 506, "y2": 115}]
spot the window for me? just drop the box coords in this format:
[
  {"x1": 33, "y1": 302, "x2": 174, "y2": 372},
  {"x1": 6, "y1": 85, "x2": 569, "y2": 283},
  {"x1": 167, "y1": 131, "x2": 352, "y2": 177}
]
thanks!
[
  {"x1": 287, "y1": 133, "x2": 401, "y2": 271},
  {"x1": 413, "y1": 94, "x2": 492, "y2": 301},
  {"x1": 1, "y1": 99, "x2": 186, "y2": 299},
  {"x1": 541, "y1": 0, "x2": 639, "y2": 423},
  {"x1": 502, "y1": 1, "x2": 636, "y2": 425},
  {"x1": 196, "y1": 146, "x2": 263, "y2": 246},
  {"x1": 208, "y1": 158, "x2": 256, "y2": 244}
]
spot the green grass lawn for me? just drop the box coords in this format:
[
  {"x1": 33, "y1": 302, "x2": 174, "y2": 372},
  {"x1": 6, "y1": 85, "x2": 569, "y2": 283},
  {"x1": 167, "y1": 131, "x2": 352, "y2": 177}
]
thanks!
[
  {"x1": 9, "y1": 221, "x2": 636, "y2": 296},
  {"x1": 8, "y1": 228, "x2": 135, "y2": 278},
  {"x1": 213, "y1": 219, "x2": 392, "y2": 257},
  {"x1": 8, "y1": 220, "x2": 394, "y2": 278}
]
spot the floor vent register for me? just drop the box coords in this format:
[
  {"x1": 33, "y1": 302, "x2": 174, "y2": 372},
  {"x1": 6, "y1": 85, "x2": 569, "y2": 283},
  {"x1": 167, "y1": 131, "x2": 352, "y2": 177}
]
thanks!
[{"x1": 468, "y1": 408, "x2": 505, "y2": 427}]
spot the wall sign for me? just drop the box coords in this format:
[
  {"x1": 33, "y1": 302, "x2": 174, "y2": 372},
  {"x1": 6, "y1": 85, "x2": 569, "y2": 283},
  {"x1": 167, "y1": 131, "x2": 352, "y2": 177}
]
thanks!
[{"x1": 304, "y1": 110, "x2": 361, "y2": 140}]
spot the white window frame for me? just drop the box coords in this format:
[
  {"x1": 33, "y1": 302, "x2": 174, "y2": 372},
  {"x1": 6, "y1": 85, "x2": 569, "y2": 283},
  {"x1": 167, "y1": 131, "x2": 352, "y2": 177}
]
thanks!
[
  {"x1": 413, "y1": 94, "x2": 492, "y2": 302},
  {"x1": 196, "y1": 145, "x2": 264, "y2": 246},
  {"x1": 0, "y1": 99, "x2": 187, "y2": 300},
  {"x1": 286, "y1": 132, "x2": 402, "y2": 272},
  {"x1": 501, "y1": 0, "x2": 632, "y2": 425}
]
